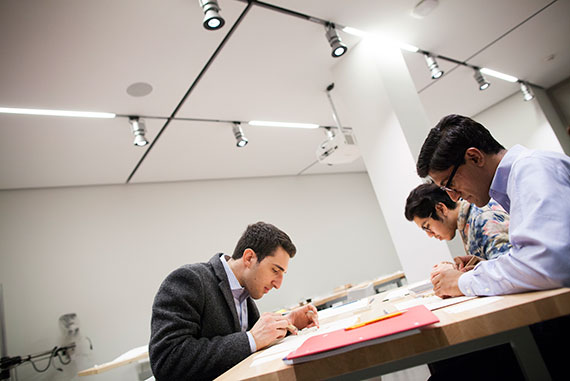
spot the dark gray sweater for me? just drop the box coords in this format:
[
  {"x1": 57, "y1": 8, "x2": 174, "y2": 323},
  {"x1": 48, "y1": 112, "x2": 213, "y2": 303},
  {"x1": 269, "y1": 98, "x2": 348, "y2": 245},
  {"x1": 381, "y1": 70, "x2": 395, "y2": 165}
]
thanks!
[{"x1": 149, "y1": 253, "x2": 260, "y2": 380}]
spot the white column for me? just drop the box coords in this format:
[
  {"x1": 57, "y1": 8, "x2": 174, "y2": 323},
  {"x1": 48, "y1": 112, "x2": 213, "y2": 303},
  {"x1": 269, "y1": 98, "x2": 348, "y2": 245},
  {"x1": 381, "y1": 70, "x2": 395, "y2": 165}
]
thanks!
[
  {"x1": 331, "y1": 38, "x2": 452, "y2": 282},
  {"x1": 533, "y1": 86, "x2": 570, "y2": 155}
]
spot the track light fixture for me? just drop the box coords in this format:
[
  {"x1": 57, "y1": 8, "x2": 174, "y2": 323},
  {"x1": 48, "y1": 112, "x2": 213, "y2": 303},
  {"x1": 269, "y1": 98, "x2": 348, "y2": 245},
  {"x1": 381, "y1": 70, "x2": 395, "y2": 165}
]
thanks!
[
  {"x1": 519, "y1": 81, "x2": 535, "y2": 102},
  {"x1": 473, "y1": 69, "x2": 490, "y2": 91},
  {"x1": 325, "y1": 23, "x2": 347, "y2": 58},
  {"x1": 199, "y1": 0, "x2": 225, "y2": 30},
  {"x1": 424, "y1": 54, "x2": 444, "y2": 79},
  {"x1": 129, "y1": 117, "x2": 149, "y2": 147},
  {"x1": 232, "y1": 122, "x2": 248, "y2": 147}
]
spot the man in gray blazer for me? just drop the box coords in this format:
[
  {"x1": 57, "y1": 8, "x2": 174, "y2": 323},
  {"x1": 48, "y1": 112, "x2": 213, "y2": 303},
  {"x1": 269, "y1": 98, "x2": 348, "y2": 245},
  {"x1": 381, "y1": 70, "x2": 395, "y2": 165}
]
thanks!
[{"x1": 149, "y1": 222, "x2": 319, "y2": 380}]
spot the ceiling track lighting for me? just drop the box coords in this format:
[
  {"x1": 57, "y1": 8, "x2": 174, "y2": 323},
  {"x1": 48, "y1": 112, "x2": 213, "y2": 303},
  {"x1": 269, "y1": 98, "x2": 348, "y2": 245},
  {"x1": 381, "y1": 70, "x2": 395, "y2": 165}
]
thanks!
[
  {"x1": 232, "y1": 122, "x2": 248, "y2": 147},
  {"x1": 519, "y1": 81, "x2": 535, "y2": 101},
  {"x1": 129, "y1": 117, "x2": 149, "y2": 147},
  {"x1": 424, "y1": 53, "x2": 444, "y2": 79},
  {"x1": 473, "y1": 68, "x2": 490, "y2": 91},
  {"x1": 199, "y1": 0, "x2": 225, "y2": 30},
  {"x1": 325, "y1": 23, "x2": 347, "y2": 58}
]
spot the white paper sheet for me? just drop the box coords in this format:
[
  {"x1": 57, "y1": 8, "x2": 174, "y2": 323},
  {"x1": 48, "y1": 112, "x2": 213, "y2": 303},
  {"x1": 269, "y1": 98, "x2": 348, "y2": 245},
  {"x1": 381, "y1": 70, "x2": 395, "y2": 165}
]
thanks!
[
  {"x1": 443, "y1": 296, "x2": 502, "y2": 313},
  {"x1": 250, "y1": 315, "x2": 359, "y2": 367}
]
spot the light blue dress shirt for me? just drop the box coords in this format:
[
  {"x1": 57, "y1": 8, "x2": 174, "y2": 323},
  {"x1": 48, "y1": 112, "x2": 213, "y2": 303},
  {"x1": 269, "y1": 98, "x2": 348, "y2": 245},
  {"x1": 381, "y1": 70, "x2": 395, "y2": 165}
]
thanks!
[
  {"x1": 220, "y1": 255, "x2": 257, "y2": 352},
  {"x1": 458, "y1": 145, "x2": 570, "y2": 296}
]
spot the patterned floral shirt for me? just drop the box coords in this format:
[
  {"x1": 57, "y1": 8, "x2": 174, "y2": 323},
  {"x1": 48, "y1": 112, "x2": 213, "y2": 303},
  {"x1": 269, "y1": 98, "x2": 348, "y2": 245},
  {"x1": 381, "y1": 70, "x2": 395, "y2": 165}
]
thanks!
[{"x1": 457, "y1": 199, "x2": 511, "y2": 260}]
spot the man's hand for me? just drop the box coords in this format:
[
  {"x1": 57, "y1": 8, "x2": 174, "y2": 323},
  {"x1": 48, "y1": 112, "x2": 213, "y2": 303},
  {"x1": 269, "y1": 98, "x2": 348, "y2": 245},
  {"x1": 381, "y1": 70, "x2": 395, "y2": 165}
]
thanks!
[
  {"x1": 433, "y1": 261, "x2": 456, "y2": 272},
  {"x1": 454, "y1": 255, "x2": 484, "y2": 272},
  {"x1": 286, "y1": 304, "x2": 319, "y2": 333},
  {"x1": 249, "y1": 312, "x2": 289, "y2": 350},
  {"x1": 430, "y1": 266, "x2": 464, "y2": 298}
]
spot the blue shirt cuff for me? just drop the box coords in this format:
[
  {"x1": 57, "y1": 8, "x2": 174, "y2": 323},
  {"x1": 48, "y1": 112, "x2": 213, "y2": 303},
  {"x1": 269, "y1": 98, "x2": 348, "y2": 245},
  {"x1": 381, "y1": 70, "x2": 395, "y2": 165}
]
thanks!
[
  {"x1": 247, "y1": 331, "x2": 257, "y2": 353},
  {"x1": 458, "y1": 272, "x2": 475, "y2": 296}
]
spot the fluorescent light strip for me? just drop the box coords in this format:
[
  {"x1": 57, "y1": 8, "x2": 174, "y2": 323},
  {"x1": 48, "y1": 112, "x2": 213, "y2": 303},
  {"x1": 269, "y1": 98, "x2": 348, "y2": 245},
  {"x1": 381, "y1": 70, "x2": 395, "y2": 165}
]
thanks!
[
  {"x1": 341, "y1": 26, "x2": 367, "y2": 37},
  {"x1": 342, "y1": 26, "x2": 419, "y2": 53},
  {"x1": 480, "y1": 68, "x2": 518, "y2": 83},
  {"x1": 248, "y1": 120, "x2": 319, "y2": 129},
  {"x1": 342, "y1": 27, "x2": 522, "y2": 82},
  {"x1": 0, "y1": 107, "x2": 116, "y2": 118}
]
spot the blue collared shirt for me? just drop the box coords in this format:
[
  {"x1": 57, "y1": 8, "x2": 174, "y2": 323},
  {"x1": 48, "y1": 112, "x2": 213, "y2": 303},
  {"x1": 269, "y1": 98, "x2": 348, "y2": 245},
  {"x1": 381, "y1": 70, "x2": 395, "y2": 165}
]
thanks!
[
  {"x1": 220, "y1": 254, "x2": 257, "y2": 352},
  {"x1": 458, "y1": 145, "x2": 570, "y2": 296}
]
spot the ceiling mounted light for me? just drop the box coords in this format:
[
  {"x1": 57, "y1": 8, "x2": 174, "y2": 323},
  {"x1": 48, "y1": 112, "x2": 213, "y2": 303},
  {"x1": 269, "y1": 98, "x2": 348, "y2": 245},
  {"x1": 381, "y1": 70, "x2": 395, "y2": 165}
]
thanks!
[
  {"x1": 199, "y1": 0, "x2": 225, "y2": 30},
  {"x1": 0, "y1": 107, "x2": 115, "y2": 118},
  {"x1": 411, "y1": 0, "x2": 439, "y2": 19},
  {"x1": 129, "y1": 117, "x2": 149, "y2": 147},
  {"x1": 232, "y1": 122, "x2": 248, "y2": 147},
  {"x1": 325, "y1": 23, "x2": 347, "y2": 58},
  {"x1": 519, "y1": 81, "x2": 535, "y2": 102},
  {"x1": 473, "y1": 69, "x2": 490, "y2": 91},
  {"x1": 424, "y1": 54, "x2": 444, "y2": 79}
]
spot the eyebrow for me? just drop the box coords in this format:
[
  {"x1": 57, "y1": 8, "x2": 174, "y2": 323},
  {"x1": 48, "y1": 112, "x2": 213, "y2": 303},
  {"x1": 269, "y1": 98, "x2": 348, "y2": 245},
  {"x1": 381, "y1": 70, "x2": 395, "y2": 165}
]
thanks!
[{"x1": 273, "y1": 264, "x2": 287, "y2": 273}]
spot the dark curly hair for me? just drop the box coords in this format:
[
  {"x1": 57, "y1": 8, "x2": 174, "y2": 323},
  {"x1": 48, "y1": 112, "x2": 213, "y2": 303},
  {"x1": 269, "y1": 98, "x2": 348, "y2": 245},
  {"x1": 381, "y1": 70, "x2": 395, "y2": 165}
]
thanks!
[
  {"x1": 232, "y1": 222, "x2": 296, "y2": 262},
  {"x1": 405, "y1": 183, "x2": 458, "y2": 221},
  {"x1": 417, "y1": 114, "x2": 505, "y2": 178}
]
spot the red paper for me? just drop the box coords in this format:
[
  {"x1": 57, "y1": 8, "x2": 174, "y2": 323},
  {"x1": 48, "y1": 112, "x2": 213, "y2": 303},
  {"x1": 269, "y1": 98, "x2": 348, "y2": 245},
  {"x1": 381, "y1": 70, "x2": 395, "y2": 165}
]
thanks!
[{"x1": 285, "y1": 304, "x2": 438, "y2": 363}]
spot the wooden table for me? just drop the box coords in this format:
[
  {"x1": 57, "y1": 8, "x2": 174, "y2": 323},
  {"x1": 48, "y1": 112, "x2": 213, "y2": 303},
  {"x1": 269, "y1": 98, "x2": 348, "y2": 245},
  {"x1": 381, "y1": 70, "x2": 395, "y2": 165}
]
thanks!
[
  {"x1": 216, "y1": 287, "x2": 570, "y2": 381},
  {"x1": 311, "y1": 271, "x2": 406, "y2": 310}
]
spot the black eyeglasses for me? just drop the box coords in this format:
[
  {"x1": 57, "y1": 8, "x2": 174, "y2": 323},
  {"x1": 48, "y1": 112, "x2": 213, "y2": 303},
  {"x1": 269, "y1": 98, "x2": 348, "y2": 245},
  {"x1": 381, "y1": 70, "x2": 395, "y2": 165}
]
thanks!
[{"x1": 440, "y1": 163, "x2": 461, "y2": 193}]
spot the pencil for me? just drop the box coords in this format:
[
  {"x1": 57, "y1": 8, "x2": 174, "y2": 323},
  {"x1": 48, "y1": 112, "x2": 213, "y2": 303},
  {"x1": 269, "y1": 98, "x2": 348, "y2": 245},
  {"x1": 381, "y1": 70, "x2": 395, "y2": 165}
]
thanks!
[
  {"x1": 345, "y1": 311, "x2": 405, "y2": 331},
  {"x1": 286, "y1": 324, "x2": 298, "y2": 334},
  {"x1": 464, "y1": 256, "x2": 478, "y2": 268}
]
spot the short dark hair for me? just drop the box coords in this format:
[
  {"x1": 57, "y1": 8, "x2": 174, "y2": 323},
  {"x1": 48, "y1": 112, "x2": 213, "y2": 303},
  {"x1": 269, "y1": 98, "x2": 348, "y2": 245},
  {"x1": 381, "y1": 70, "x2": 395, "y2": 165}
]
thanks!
[
  {"x1": 417, "y1": 114, "x2": 505, "y2": 178},
  {"x1": 232, "y1": 222, "x2": 296, "y2": 262},
  {"x1": 405, "y1": 183, "x2": 457, "y2": 221}
]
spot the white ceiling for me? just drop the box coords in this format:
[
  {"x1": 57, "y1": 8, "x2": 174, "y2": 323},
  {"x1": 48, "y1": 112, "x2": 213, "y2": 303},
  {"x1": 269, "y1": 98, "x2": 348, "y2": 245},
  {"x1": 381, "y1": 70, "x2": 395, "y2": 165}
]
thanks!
[{"x1": 1, "y1": 0, "x2": 568, "y2": 190}]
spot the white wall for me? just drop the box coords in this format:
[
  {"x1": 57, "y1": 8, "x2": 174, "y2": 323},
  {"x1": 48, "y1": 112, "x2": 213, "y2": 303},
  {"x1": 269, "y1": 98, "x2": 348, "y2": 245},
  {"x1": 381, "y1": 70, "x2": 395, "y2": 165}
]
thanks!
[
  {"x1": 0, "y1": 172, "x2": 400, "y2": 381},
  {"x1": 548, "y1": 76, "x2": 570, "y2": 128},
  {"x1": 473, "y1": 90, "x2": 563, "y2": 153}
]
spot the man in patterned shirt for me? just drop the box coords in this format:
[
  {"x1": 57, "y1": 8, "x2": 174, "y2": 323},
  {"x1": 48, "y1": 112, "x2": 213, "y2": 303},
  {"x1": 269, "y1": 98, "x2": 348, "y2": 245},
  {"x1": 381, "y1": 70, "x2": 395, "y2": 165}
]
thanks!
[
  {"x1": 405, "y1": 183, "x2": 511, "y2": 270},
  {"x1": 406, "y1": 184, "x2": 520, "y2": 380}
]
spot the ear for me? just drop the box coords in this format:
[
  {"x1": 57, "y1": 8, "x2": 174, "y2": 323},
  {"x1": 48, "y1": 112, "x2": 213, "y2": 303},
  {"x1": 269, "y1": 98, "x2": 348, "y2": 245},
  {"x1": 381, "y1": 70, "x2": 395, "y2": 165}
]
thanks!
[
  {"x1": 242, "y1": 248, "x2": 257, "y2": 268},
  {"x1": 465, "y1": 147, "x2": 486, "y2": 167},
  {"x1": 435, "y1": 202, "x2": 448, "y2": 218}
]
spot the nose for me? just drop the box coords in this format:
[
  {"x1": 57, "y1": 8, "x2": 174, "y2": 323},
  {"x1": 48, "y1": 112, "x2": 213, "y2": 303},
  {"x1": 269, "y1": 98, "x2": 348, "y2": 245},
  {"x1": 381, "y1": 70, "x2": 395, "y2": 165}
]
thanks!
[
  {"x1": 446, "y1": 189, "x2": 461, "y2": 202},
  {"x1": 272, "y1": 274, "x2": 283, "y2": 290},
  {"x1": 425, "y1": 230, "x2": 435, "y2": 238}
]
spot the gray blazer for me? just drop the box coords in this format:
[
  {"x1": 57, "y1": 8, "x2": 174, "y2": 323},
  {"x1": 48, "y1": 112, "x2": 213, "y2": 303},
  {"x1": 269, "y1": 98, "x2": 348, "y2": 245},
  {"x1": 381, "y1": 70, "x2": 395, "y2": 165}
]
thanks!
[{"x1": 149, "y1": 253, "x2": 260, "y2": 380}]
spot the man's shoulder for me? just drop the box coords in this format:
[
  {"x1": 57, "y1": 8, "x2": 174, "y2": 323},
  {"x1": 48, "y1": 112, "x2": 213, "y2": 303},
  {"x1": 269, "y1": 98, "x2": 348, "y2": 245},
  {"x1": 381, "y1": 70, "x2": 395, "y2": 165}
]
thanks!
[
  {"x1": 165, "y1": 256, "x2": 219, "y2": 283},
  {"x1": 467, "y1": 201, "x2": 509, "y2": 230},
  {"x1": 511, "y1": 147, "x2": 570, "y2": 173}
]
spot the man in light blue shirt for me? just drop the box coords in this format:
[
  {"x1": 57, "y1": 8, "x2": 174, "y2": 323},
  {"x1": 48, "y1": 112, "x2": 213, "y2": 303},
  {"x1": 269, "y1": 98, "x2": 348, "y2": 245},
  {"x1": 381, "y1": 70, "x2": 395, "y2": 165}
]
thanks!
[{"x1": 416, "y1": 114, "x2": 570, "y2": 297}]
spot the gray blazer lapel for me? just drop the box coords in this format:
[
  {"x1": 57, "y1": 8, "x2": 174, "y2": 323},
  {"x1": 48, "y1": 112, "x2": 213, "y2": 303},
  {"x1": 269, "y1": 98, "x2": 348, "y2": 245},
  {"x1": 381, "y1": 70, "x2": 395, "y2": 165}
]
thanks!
[{"x1": 210, "y1": 253, "x2": 241, "y2": 331}]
